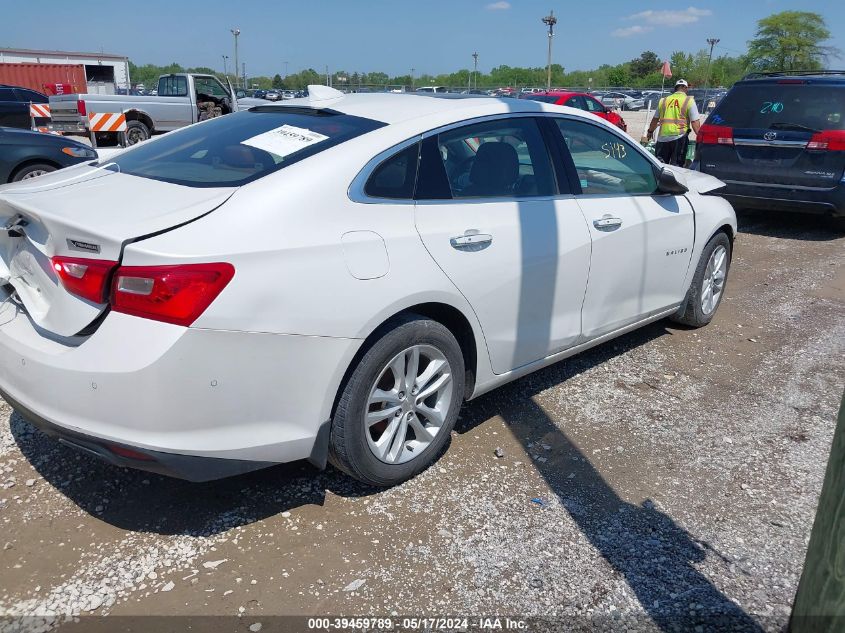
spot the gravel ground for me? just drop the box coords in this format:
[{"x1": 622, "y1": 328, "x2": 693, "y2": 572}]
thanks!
[{"x1": 0, "y1": 210, "x2": 843, "y2": 632}]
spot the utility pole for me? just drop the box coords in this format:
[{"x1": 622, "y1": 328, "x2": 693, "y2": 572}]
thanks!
[
  {"x1": 222, "y1": 55, "x2": 229, "y2": 79},
  {"x1": 410, "y1": 68, "x2": 415, "y2": 91},
  {"x1": 284, "y1": 61, "x2": 289, "y2": 78},
  {"x1": 242, "y1": 62, "x2": 246, "y2": 90},
  {"x1": 703, "y1": 37, "x2": 720, "y2": 104},
  {"x1": 230, "y1": 28, "x2": 240, "y2": 89},
  {"x1": 472, "y1": 51, "x2": 479, "y2": 91},
  {"x1": 325, "y1": 65, "x2": 330, "y2": 86},
  {"x1": 542, "y1": 10, "x2": 557, "y2": 92}
]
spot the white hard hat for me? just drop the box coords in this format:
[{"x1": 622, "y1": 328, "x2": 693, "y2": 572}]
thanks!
[{"x1": 675, "y1": 79, "x2": 689, "y2": 87}]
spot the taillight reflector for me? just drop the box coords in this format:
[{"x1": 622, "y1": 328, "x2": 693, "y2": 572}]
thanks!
[
  {"x1": 77, "y1": 99, "x2": 87, "y2": 117},
  {"x1": 51, "y1": 256, "x2": 117, "y2": 303},
  {"x1": 698, "y1": 124, "x2": 734, "y2": 146},
  {"x1": 807, "y1": 130, "x2": 845, "y2": 151},
  {"x1": 110, "y1": 263, "x2": 235, "y2": 327}
]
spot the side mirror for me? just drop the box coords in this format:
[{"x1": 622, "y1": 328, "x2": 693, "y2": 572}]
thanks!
[{"x1": 657, "y1": 168, "x2": 689, "y2": 195}]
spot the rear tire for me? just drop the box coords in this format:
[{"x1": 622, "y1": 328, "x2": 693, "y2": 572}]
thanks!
[
  {"x1": 11, "y1": 163, "x2": 56, "y2": 182},
  {"x1": 125, "y1": 120, "x2": 150, "y2": 145},
  {"x1": 329, "y1": 314, "x2": 465, "y2": 487},
  {"x1": 671, "y1": 231, "x2": 732, "y2": 327}
]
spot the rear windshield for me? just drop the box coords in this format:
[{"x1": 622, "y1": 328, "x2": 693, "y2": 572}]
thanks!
[
  {"x1": 103, "y1": 108, "x2": 385, "y2": 187},
  {"x1": 522, "y1": 95, "x2": 560, "y2": 104},
  {"x1": 710, "y1": 83, "x2": 845, "y2": 131}
]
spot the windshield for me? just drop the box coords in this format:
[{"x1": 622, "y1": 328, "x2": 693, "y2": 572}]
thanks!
[
  {"x1": 523, "y1": 95, "x2": 560, "y2": 104},
  {"x1": 102, "y1": 108, "x2": 385, "y2": 187},
  {"x1": 709, "y1": 83, "x2": 845, "y2": 130}
]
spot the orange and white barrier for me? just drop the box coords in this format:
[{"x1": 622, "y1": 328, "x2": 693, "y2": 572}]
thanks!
[
  {"x1": 29, "y1": 103, "x2": 51, "y2": 118},
  {"x1": 88, "y1": 112, "x2": 127, "y2": 132}
]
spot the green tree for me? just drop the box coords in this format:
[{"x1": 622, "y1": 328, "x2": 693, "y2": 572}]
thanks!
[
  {"x1": 606, "y1": 65, "x2": 630, "y2": 87},
  {"x1": 272, "y1": 74, "x2": 283, "y2": 89},
  {"x1": 629, "y1": 51, "x2": 660, "y2": 79},
  {"x1": 747, "y1": 11, "x2": 839, "y2": 71}
]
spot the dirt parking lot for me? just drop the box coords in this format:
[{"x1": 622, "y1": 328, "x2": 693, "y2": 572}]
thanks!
[{"x1": 1, "y1": 210, "x2": 843, "y2": 632}]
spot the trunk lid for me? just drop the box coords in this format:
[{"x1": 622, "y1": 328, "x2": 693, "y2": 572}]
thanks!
[{"x1": 0, "y1": 168, "x2": 235, "y2": 336}]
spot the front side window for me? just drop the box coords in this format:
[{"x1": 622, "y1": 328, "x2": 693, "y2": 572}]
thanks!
[
  {"x1": 364, "y1": 143, "x2": 419, "y2": 199},
  {"x1": 435, "y1": 118, "x2": 555, "y2": 198},
  {"x1": 583, "y1": 97, "x2": 605, "y2": 113},
  {"x1": 104, "y1": 108, "x2": 385, "y2": 187},
  {"x1": 555, "y1": 118, "x2": 657, "y2": 195},
  {"x1": 565, "y1": 96, "x2": 587, "y2": 110},
  {"x1": 195, "y1": 77, "x2": 229, "y2": 98}
]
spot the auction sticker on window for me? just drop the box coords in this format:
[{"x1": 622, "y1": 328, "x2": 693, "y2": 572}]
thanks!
[{"x1": 242, "y1": 125, "x2": 329, "y2": 158}]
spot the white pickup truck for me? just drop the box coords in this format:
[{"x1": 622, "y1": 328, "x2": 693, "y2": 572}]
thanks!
[{"x1": 49, "y1": 73, "x2": 240, "y2": 145}]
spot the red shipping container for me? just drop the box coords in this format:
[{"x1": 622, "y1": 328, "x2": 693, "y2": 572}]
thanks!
[{"x1": 0, "y1": 63, "x2": 86, "y2": 95}]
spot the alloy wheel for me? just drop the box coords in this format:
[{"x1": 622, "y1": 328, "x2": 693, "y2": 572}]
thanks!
[
  {"x1": 365, "y1": 344, "x2": 454, "y2": 464},
  {"x1": 701, "y1": 244, "x2": 727, "y2": 315}
]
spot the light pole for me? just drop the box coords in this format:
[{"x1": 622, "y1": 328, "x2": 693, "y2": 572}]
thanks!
[
  {"x1": 410, "y1": 68, "x2": 415, "y2": 91},
  {"x1": 542, "y1": 10, "x2": 557, "y2": 91},
  {"x1": 472, "y1": 51, "x2": 479, "y2": 91},
  {"x1": 703, "y1": 37, "x2": 720, "y2": 105},
  {"x1": 230, "y1": 28, "x2": 240, "y2": 89},
  {"x1": 222, "y1": 55, "x2": 229, "y2": 79},
  {"x1": 242, "y1": 62, "x2": 246, "y2": 91},
  {"x1": 284, "y1": 61, "x2": 289, "y2": 78}
]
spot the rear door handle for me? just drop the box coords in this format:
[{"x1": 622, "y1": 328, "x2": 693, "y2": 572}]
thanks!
[
  {"x1": 450, "y1": 233, "x2": 493, "y2": 249},
  {"x1": 593, "y1": 217, "x2": 623, "y2": 230}
]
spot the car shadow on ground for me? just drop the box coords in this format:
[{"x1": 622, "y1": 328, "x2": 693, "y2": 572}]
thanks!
[
  {"x1": 735, "y1": 208, "x2": 845, "y2": 241},
  {"x1": 12, "y1": 318, "x2": 762, "y2": 630}
]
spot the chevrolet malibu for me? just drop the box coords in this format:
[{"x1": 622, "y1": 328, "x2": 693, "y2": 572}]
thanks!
[{"x1": 0, "y1": 87, "x2": 735, "y2": 486}]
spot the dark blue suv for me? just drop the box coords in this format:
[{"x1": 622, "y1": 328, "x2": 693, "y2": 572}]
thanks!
[{"x1": 697, "y1": 71, "x2": 845, "y2": 226}]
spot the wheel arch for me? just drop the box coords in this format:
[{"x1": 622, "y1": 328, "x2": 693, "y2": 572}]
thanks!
[
  {"x1": 8, "y1": 158, "x2": 62, "y2": 183},
  {"x1": 124, "y1": 109, "x2": 154, "y2": 133}
]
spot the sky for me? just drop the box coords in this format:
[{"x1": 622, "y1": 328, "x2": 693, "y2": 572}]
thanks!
[{"x1": 1, "y1": 1, "x2": 843, "y2": 78}]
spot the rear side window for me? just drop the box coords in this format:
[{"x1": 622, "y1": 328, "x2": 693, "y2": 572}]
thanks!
[
  {"x1": 105, "y1": 108, "x2": 386, "y2": 187},
  {"x1": 364, "y1": 143, "x2": 419, "y2": 199},
  {"x1": 711, "y1": 83, "x2": 845, "y2": 131},
  {"x1": 158, "y1": 76, "x2": 188, "y2": 97}
]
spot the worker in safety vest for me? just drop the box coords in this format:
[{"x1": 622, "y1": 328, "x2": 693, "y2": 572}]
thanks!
[{"x1": 642, "y1": 79, "x2": 702, "y2": 166}]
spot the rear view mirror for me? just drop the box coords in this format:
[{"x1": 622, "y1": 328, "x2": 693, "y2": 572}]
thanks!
[{"x1": 657, "y1": 168, "x2": 689, "y2": 195}]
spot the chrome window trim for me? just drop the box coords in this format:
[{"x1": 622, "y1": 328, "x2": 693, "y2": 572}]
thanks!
[
  {"x1": 348, "y1": 135, "x2": 422, "y2": 205},
  {"x1": 733, "y1": 139, "x2": 809, "y2": 148}
]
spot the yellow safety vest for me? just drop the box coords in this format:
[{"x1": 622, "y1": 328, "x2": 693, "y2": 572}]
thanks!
[{"x1": 658, "y1": 92, "x2": 693, "y2": 137}]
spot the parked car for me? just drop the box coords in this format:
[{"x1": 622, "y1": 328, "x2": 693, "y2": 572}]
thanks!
[
  {"x1": 0, "y1": 87, "x2": 734, "y2": 486},
  {"x1": 252, "y1": 89, "x2": 267, "y2": 100},
  {"x1": 0, "y1": 126, "x2": 97, "y2": 182},
  {"x1": 596, "y1": 91, "x2": 645, "y2": 111},
  {"x1": 48, "y1": 73, "x2": 239, "y2": 145},
  {"x1": 281, "y1": 90, "x2": 297, "y2": 100},
  {"x1": 415, "y1": 86, "x2": 448, "y2": 93},
  {"x1": 0, "y1": 84, "x2": 50, "y2": 130},
  {"x1": 697, "y1": 70, "x2": 845, "y2": 227},
  {"x1": 520, "y1": 90, "x2": 627, "y2": 132},
  {"x1": 264, "y1": 90, "x2": 281, "y2": 101}
]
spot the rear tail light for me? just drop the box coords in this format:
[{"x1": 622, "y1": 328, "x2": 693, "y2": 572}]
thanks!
[
  {"x1": 77, "y1": 99, "x2": 87, "y2": 117},
  {"x1": 698, "y1": 124, "x2": 734, "y2": 146},
  {"x1": 806, "y1": 130, "x2": 845, "y2": 151},
  {"x1": 110, "y1": 263, "x2": 235, "y2": 326},
  {"x1": 52, "y1": 256, "x2": 117, "y2": 303}
]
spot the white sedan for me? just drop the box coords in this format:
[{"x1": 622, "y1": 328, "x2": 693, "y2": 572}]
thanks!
[{"x1": 0, "y1": 86, "x2": 735, "y2": 486}]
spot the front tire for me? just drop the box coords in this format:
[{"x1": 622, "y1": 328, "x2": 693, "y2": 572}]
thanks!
[
  {"x1": 329, "y1": 315, "x2": 465, "y2": 487},
  {"x1": 11, "y1": 163, "x2": 56, "y2": 182},
  {"x1": 671, "y1": 231, "x2": 732, "y2": 327}
]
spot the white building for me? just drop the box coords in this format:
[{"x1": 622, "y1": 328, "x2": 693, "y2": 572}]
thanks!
[{"x1": 0, "y1": 47, "x2": 130, "y2": 94}]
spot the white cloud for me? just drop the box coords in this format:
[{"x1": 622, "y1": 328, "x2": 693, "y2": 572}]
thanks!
[
  {"x1": 612, "y1": 25, "x2": 654, "y2": 38},
  {"x1": 485, "y1": 1, "x2": 511, "y2": 10},
  {"x1": 624, "y1": 7, "x2": 712, "y2": 27}
]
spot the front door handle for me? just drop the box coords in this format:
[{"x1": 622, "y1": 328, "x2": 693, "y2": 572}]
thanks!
[
  {"x1": 450, "y1": 233, "x2": 493, "y2": 250},
  {"x1": 593, "y1": 216, "x2": 623, "y2": 230}
]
